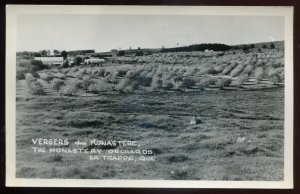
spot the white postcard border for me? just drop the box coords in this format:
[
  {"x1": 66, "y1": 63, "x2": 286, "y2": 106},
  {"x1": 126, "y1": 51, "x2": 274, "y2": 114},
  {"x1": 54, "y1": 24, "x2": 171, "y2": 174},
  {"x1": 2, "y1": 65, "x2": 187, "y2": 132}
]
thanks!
[{"x1": 5, "y1": 5, "x2": 294, "y2": 188}]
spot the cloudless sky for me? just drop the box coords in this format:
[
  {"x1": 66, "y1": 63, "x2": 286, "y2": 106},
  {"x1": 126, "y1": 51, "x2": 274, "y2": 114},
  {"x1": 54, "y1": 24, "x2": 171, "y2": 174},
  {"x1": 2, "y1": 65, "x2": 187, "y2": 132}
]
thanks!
[{"x1": 17, "y1": 14, "x2": 284, "y2": 52}]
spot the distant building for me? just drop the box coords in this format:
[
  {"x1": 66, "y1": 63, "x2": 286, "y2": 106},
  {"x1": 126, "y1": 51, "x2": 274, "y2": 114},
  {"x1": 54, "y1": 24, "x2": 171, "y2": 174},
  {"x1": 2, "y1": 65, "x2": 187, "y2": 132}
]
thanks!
[
  {"x1": 34, "y1": 57, "x2": 64, "y2": 66},
  {"x1": 84, "y1": 58, "x2": 105, "y2": 65}
]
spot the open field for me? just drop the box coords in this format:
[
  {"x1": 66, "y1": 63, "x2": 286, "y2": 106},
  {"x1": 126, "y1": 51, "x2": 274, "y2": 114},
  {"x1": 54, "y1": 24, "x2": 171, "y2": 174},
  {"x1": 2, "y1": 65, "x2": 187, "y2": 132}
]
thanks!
[
  {"x1": 16, "y1": 48, "x2": 284, "y2": 180},
  {"x1": 16, "y1": 86, "x2": 283, "y2": 180}
]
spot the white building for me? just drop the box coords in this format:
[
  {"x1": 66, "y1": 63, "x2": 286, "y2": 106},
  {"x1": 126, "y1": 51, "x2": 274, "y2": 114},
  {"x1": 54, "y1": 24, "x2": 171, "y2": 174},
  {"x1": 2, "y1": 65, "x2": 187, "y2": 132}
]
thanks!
[
  {"x1": 34, "y1": 57, "x2": 64, "y2": 66},
  {"x1": 84, "y1": 58, "x2": 105, "y2": 65}
]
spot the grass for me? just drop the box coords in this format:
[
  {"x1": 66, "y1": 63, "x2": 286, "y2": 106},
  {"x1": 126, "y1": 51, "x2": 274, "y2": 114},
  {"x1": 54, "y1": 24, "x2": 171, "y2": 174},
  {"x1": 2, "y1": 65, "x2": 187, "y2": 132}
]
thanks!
[{"x1": 16, "y1": 87, "x2": 284, "y2": 180}]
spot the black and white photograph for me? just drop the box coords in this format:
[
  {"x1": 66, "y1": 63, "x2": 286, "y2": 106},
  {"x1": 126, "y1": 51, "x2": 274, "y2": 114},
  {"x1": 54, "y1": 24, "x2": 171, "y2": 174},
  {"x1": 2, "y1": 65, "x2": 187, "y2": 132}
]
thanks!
[{"x1": 5, "y1": 5, "x2": 293, "y2": 188}]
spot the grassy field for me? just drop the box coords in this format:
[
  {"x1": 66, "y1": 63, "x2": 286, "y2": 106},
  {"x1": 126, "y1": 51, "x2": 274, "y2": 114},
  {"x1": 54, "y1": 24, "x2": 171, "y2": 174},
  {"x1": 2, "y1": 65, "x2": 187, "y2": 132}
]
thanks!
[
  {"x1": 15, "y1": 48, "x2": 284, "y2": 180},
  {"x1": 16, "y1": 86, "x2": 283, "y2": 180}
]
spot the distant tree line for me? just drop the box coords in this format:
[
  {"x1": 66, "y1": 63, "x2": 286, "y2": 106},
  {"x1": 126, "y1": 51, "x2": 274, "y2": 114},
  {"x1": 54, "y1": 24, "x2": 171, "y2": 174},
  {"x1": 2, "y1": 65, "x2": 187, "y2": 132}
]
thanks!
[
  {"x1": 231, "y1": 42, "x2": 277, "y2": 51},
  {"x1": 68, "y1": 50, "x2": 95, "y2": 56},
  {"x1": 161, "y1": 43, "x2": 231, "y2": 53}
]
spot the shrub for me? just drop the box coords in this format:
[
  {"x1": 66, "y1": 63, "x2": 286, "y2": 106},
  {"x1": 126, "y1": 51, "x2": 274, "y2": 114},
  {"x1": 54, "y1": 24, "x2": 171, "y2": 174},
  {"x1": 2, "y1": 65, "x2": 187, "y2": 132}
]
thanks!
[
  {"x1": 150, "y1": 74, "x2": 163, "y2": 91},
  {"x1": 78, "y1": 68, "x2": 86, "y2": 74},
  {"x1": 171, "y1": 79, "x2": 183, "y2": 90},
  {"x1": 161, "y1": 74, "x2": 173, "y2": 88},
  {"x1": 25, "y1": 73, "x2": 36, "y2": 82},
  {"x1": 39, "y1": 72, "x2": 53, "y2": 81},
  {"x1": 207, "y1": 67, "x2": 218, "y2": 75},
  {"x1": 52, "y1": 72, "x2": 66, "y2": 80},
  {"x1": 17, "y1": 59, "x2": 31, "y2": 68},
  {"x1": 71, "y1": 67, "x2": 79, "y2": 73},
  {"x1": 98, "y1": 69, "x2": 106, "y2": 77},
  {"x1": 31, "y1": 71, "x2": 40, "y2": 78},
  {"x1": 230, "y1": 64, "x2": 245, "y2": 77},
  {"x1": 222, "y1": 62, "x2": 237, "y2": 75},
  {"x1": 26, "y1": 74, "x2": 45, "y2": 95},
  {"x1": 29, "y1": 60, "x2": 48, "y2": 72},
  {"x1": 213, "y1": 64, "x2": 226, "y2": 73},
  {"x1": 199, "y1": 76, "x2": 217, "y2": 87},
  {"x1": 267, "y1": 68, "x2": 284, "y2": 84},
  {"x1": 235, "y1": 74, "x2": 248, "y2": 86},
  {"x1": 61, "y1": 60, "x2": 69, "y2": 68},
  {"x1": 242, "y1": 65, "x2": 254, "y2": 75},
  {"x1": 272, "y1": 60, "x2": 284, "y2": 68},
  {"x1": 105, "y1": 71, "x2": 118, "y2": 84},
  {"x1": 87, "y1": 84, "x2": 98, "y2": 94},
  {"x1": 137, "y1": 73, "x2": 152, "y2": 86},
  {"x1": 216, "y1": 78, "x2": 232, "y2": 88},
  {"x1": 74, "y1": 56, "x2": 83, "y2": 66},
  {"x1": 270, "y1": 43, "x2": 275, "y2": 49},
  {"x1": 116, "y1": 69, "x2": 128, "y2": 77},
  {"x1": 80, "y1": 77, "x2": 95, "y2": 90},
  {"x1": 16, "y1": 67, "x2": 28, "y2": 80},
  {"x1": 254, "y1": 67, "x2": 264, "y2": 81},
  {"x1": 122, "y1": 81, "x2": 139, "y2": 92},
  {"x1": 116, "y1": 68, "x2": 144, "y2": 92},
  {"x1": 184, "y1": 67, "x2": 199, "y2": 76},
  {"x1": 60, "y1": 83, "x2": 78, "y2": 96},
  {"x1": 182, "y1": 77, "x2": 196, "y2": 88},
  {"x1": 51, "y1": 78, "x2": 65, "y2": 91},
  {"x1": 270, "y1": 73, "x2": 281, "y2": 84},
  {"x1": 60, "y1": 68, "x2": 70, "y2": 74}
]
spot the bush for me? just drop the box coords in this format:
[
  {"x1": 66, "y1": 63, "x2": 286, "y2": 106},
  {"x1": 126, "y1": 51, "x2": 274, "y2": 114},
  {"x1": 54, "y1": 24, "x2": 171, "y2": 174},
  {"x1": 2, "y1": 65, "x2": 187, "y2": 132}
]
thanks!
[
  {"x1": 61, "y1": 60, "x2": 69, "y2": 68},
  {"x1": 213, "y1": 64, "x2": 226, "y2": 73},
  {"x1": 98, "y1": 69, "x2": 106, "y2": 77},
  {"x1": 171, "y1": 79, "x2": 183, "y2": 90},
  {"x1": 116, "y1": 69, "x2": 144, "y2": 92},
  {"x1": 31, "y1": 71, "x2": 40, "y2": 78},
  {"x1": 267, "y1": 68, "x2": 284, "y2": 84},
  {"x1": 216, "y1": 78, "x2": 232, "y2": 88},
  {"x1": 25, "y1": 73, "x2": 36, "y2": 82},
  {"x1": 71, "y1": 67, "x2": 79, "y2": 73},
  {"x1": 199, "y1": 76, "x2": 217, "y2": 87},
  {"x1": 150, "y1": 74, "x2": 163, "y2": 91},
  {"x1": 105, "y1": 71, "x2": 118, "y2": 84},
  {"x1": 137, "y1": 73, "x2": 152, "y2": 86},
  {"x1": 161, "y1": 75, "x2": 173, "y2": 88},
  {"x1": 80, "y1": 77, "x2": 95, "y2": 90},
  {"x1": 51, "y1": 78, "x2": 65, "y2": 91},
  {"x1": 60, "y1": 83, "x2": 78, "y2": 96},
  {"x1": 17, "y1": 59, "x2": 30, "y2": 68},
  {"x1": 16, "y1": 67, "x2": 28, "y2": 80},
  {"x1": 39, "y1": 73, "x2": 53, "y2": 81},
  {"x1": 26, "y1": 74, "x2": 45, "y2": 95},
  {"x1": 222, "y1": 62, "x2": 237, "y2": 75},
  {"x1": 242, "y1": 65, "x2": 254, "y2": 75},
  {"x1": 60, "y1": 68, "x2": 70, "y2": 74},
  {"x1": 121, "y1": 81, "x2": 139, "y2": 92},
  {"x1": 182, "y1": 77, "x2": 196, "y2": 88},
  {"x1": 254, "y1": 67, "x2": 264, "y2": 81},
  {"x1": 270, "y1": 73, "x2": 281, "y2": 84},
  {"x1": 207, "y1": 67, "x2": 218, "y2": 75},
  {"x1": 230, "y1": 64, "x2": 245, "y2": 77},
  {"x1": 235, "y1": 74, "x2": 248, "y2": 86},
  {"x1": 29, "y1": 60, "x2": 48, "y2": 72},
  {"x1": 116, "y1": 69, "x2": 128, "y2": 77},
  {"x1": 74, "y1": 56, "x2": 83, "y2": 66},
  {"x1": 52, "y1": 72, "x2": 66, "y2": 79}
]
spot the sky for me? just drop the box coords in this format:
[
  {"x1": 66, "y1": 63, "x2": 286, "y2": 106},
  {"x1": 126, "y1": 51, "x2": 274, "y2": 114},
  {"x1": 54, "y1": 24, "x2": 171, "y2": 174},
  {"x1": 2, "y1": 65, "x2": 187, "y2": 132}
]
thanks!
[{"x1": 17, "y1": 14, "x2": 284, "y2": 52}]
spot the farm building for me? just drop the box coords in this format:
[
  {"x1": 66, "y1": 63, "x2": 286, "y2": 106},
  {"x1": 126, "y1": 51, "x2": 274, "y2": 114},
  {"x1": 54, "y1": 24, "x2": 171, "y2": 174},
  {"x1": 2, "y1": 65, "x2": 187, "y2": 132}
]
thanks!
[
  {"x1": 34, "y1": 57, "x2": 64, "y2": 66},
  {"x1": 84, "y1": 58, "x2": 105, "y2": 65}
]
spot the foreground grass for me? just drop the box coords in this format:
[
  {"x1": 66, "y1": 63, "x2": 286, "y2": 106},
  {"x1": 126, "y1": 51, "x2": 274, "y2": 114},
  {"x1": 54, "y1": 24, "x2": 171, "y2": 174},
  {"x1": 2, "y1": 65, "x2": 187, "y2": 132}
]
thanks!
[{"x1": 16, "y1": 88, "x2": 284, "y2": 180}]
